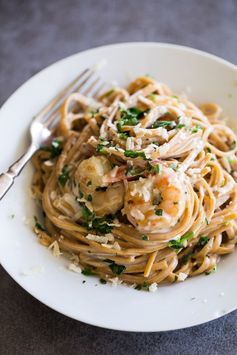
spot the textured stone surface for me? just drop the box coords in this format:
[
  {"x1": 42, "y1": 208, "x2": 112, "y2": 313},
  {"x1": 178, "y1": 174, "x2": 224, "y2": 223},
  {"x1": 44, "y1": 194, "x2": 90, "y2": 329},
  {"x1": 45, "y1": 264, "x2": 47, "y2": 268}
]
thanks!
[{"x1": 0, "y1": 0, "x2": 237, "y2": 354}]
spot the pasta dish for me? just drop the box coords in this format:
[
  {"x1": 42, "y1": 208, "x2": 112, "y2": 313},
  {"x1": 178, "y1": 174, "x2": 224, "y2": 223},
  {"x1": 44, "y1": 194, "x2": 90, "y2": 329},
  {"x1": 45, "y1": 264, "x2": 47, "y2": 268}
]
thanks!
[{"x1": 32, "y1": 75, "x2": 237, "y2": 290}]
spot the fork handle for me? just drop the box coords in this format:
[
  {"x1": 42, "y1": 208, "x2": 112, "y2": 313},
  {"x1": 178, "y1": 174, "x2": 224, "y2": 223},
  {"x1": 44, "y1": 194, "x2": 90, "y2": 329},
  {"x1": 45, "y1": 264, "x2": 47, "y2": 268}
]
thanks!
[{"x1": 0, "y1": 144, "x2": 37, "y2": 200}]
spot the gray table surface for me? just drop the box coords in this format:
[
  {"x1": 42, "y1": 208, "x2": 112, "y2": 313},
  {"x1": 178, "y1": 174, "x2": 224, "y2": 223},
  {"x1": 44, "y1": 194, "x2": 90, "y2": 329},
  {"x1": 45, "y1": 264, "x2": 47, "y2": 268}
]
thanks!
[{"x1": 1, "y1": 0, "x2": 237, "y2": 354}]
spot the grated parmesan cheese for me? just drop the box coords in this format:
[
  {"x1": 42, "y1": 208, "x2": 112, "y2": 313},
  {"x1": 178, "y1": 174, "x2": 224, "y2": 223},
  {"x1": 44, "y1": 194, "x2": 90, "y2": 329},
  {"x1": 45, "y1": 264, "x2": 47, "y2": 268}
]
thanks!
[
  {"x1": 126, "y1": 137, "x2": 134, "y2": 150},
  {"x1": 44, "y1": 160, "x2": 54, "y2": 167},
  {"x1": 68, "y1": 263, "x2": 82, "y2": 273},
  {"x1": 177, "y1": 272, "x2": 188, "y2": 281},
  {"x1": 48, "y1": 241, "x2": 62, "y2": 257},
  {"x1": 86, "y1": 233, "x2": 114, "y2": 244},
  {"x1": 109, "y1": 277, "x2": 123, "y2": 286},
  {"x1": 149, "y1": 283, "x2": 158, "y2": 292}
]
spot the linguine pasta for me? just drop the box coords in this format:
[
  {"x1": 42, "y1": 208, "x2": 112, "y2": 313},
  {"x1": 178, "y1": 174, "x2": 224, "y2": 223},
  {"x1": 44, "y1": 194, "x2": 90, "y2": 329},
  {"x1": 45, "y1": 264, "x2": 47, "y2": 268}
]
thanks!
[{"x1": 31, "y1": 75, "x2": 237, "y2": 289}]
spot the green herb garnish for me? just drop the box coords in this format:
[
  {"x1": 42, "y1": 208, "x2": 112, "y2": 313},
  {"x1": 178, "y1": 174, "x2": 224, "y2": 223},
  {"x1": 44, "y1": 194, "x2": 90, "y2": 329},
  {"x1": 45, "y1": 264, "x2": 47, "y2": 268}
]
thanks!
[
  {"x1": 104, "y1": 259, "x2": 126, "y2": 275},
  {"x1": 147, "y1": 162, "x2": 161, "y2": 174},
  {"x1": 155, "y1": 209, "x2": 163, "y2": 216},
  {"x1": 231, "y1": 140, "x2": 237, "y2": 150},
  {"x1": 205, "y1": 266, "x2": 217, "y2": 275},
  {"x1": 119, "y1": 132, "x2": 129, "y2": 140},
  {"x1": 196, "y1": 236, "x2": 209, "y2": 248},
  {"x1": 142, "y1": 235, "x2": 148, "y2": 241},
  {"x1": 149, "y1": 93, "x2": 159, "y2": 101},
  {"x1": 124, "y1": 150, "x2": 148, "y2": 160},
  {"x1": 168, "y1": 231, "x2": 194, "y2": 250},
  {"x1": 192, "y1": 125, "x2": 202, "y2": 133},
  {"x1": 126, "y1": 166, "x2": 144, "y2": 176},
  {"x1": 135, "y1": 282, "x2": 149, "y2": 291},
  {"x1": 100, "y1": 278, "x2": 107, "y2": 284},
  {"x1": 96, "y1": 138, "x2": 111, "y2": 154},
  {"x1": 151, "y1": 120, "x2": 176, "y2": 129},
  {"x1": 34, "y1": 216, "x2": 46, "y2": 231},
  {"x1": 176, "y1": 123, "x2": 186, "y2": 129},
  {"x1": 117, "y1": 107, "x2": 143, "y2": 132},
  {"x1": 81, "y1": 267, "x2": 94, "y2": 276},
  {"x1": 41, "y1": 138, "x2": 63, "y2": 158},
  {"x1": 58, "y1": 165, "x2": 69, "y2": 187},
  {"x1": 79, "y1": 203, "x2": 113, "y2": 234}
]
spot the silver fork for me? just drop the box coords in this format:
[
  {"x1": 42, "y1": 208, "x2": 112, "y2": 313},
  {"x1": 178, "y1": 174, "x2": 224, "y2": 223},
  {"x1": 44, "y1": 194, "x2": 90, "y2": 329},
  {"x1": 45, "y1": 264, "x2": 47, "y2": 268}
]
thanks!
[{"x1": 0, "y1": 67, "x2": 105, "y2": 200}]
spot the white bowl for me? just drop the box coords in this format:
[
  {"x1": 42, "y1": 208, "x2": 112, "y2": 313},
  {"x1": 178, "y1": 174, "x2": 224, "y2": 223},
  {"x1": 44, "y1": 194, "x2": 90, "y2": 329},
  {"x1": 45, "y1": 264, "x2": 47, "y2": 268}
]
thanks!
[{"x1": 0, "y1": 43, "x2": 237, "y2": 332}]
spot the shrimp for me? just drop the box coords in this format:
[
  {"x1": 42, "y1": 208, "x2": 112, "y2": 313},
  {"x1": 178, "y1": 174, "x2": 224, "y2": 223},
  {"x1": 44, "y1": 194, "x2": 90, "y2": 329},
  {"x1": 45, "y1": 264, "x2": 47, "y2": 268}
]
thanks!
[
  {"x1": 123, "y1": 166, "x2": 187, "y2": 233},
  {"x1": 75, "y1": 156, "x2": 124, "y2": 217},
  {"x1": 75, "y1": 155, "x2": 112, "y2": 194},
  {"x1": 92, "y1": 183, "x2": 124, "y2": 216}
]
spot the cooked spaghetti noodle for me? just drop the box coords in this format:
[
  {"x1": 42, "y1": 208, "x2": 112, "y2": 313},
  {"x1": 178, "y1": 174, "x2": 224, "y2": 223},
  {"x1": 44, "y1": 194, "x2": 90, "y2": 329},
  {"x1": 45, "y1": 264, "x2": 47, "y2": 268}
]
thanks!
[{"x1": 31, "y1": 75, "x2": 237, "y2": 289}]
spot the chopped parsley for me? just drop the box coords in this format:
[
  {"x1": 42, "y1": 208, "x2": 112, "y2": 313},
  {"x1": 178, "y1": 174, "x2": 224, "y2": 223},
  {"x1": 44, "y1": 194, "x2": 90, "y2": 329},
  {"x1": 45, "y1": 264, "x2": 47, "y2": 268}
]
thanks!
[
  {"x1": 135, "y1": 282, "x2": 149, "y2": 291},
  {"x1": 104, "y1": 259, "x2": 126, "y2": 275},
  {"x1": 124, "y1": 150, "x2": 148, "y2": 160},
  {"x1": 142, "y1": 235, "x2": 148, "y2": 241},
  {"x1": 168, "y1": 231, "x2": 194, "y2": 250},
  {"x1": 148, "y1": 93, "x2": 159, "y2": 101},
  {"x1": 91, "y1": 217, "x2": 113, "y2": 234},
  {"x1": 176, "y1": 123, "x2": 186, "y2": 129},
  {"x1": 192, "y1": 125, "x2": 202, "y2": 133},
  {"x1": 205, "y1": 217, "x2": 210, "y2": 225},
  {"x1": 126, "y1": 166, "x2": 144, "y2": 176},
  {"x1": 78, "y1": 203, "x2": 113, "y2": 234},
  {"x1": 96, "y1": 138, "x2": 111, "y2": 154},
  {"x1": 87, "y1": 180, "x2": 92, "y2": 186},
  {"x1": 119, "y1": 132, "x2": 129, "y2": 140},
  {"x1": 196, "y1": 236, "x2": 209, "y2": 248},
  {"x1": 147, "y1": 162, "x2": 161, "y2": 174},
  {"x1": 205, "y1": 266, "x2": 217, "y2": 275},
  {"x1": 231, "y1": 140, "x2": 237, "y2": 150},
  {"x1": 81, "y1": 204, "x2": 93, "y2": 221},
  {"x1": 155, "y1": 209, "x2": 163, "y2": 216},
  {"x1": 117, "y1": 107, "x2": 143, "y2": 132},
  {"x1": 179, "y1": 251, "x2": 193, "y2": 265},
  {"x1": 40, "y1": 138, "x2": 63, "y2": 158},
  {"x1": 151, "y1": 120, "x2": 176, "y2": 129},
  {"x1": 179, "y1": 236, "x2": 210, "y2": 265},
  {"x1": 87, "y1": 194, "x2": 92, "y2": 202},
  {"x1": 34, "y1": 216, "x2": 46, "y2": 231},
  {"x1": 207, "y1": 147, "x2": 212, "y2": 153},
  {"x1": 228, "y1": 156, "x2": 236, "y2": 164},
  {"x1": 100, "y1": 278, "x2": 107, "y2": 284},
  {"x1": 58, "y1": 165, "x2": 69, "y2": 187},
  {"x1": 81, "y1": 267, "x2": 94, "y2": 276}
]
